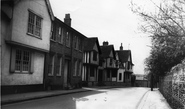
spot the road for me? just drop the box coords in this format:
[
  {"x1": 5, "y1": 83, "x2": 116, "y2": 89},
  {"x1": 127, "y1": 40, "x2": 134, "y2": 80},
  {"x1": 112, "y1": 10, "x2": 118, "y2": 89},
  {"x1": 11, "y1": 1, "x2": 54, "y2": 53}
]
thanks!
[{"x1": 2, "y1": 87, "x2": 150, "y2": 109}]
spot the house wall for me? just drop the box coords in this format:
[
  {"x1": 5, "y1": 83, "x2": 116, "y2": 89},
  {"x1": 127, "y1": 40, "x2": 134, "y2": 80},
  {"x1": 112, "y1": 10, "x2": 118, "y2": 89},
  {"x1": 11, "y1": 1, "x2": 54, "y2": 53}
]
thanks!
[
  {"x1": 117, "y1": 69, "x2": 124, "y2": 82},
  {"x1": 11, "y1": 0, "x2": 51, "y2": 51},
  {"x1": 90, "y1": 51, "x2": 99, "y2": 65},
  {"x1": 106, "y1": 58, "x2": 116, "y2": 68},
  {"x1": 2, "y1": 0, "x2": 51, "y2": 86}
]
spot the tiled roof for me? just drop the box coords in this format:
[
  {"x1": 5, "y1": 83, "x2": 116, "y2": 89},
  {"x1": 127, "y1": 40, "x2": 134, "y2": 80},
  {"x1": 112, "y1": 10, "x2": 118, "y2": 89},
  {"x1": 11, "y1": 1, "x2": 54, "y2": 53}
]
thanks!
[
  {"x1": 116, "y1": 50, "x2": 133, "y2": 63},
  {"x1": 84, "y1": 37, "x2": 101, "y2": 53},
  {"x1": 100, "y1": 45, "x2": 115, "y2": 59}
]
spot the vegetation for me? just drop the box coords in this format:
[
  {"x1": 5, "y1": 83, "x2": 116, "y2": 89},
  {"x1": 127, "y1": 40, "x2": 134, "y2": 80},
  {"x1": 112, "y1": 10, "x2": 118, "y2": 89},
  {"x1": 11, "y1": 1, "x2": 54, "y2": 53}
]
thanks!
[{"x1": 131, "y1": 0, "x2": 185, "y2": 78}]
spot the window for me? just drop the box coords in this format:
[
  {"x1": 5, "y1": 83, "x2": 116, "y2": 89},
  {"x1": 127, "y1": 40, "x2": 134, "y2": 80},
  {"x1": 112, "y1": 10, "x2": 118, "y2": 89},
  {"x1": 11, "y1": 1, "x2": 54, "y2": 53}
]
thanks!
[
  {"x1": 66, "y1": 31, "x2": 71, "y2": 47},
  {"x1": 15, "y1": 49, "x2": 31, "y2": 72},
  {"x1": 73, "y1": 59, "x2": 78, "y2": 76},
  {"x1": 119, "y1": 73, "x2": 122, "y2": 80},
  {"x1": 78, "y1": 38, "x2": 82, "y2": 51},
  {"x1": 78, "y1": 61, "x2": 82, "y2": 76},
  {"x1": 50, "y1": 23, "x2": 54, "y2": 40},
  {"x1": 90, "y1": 67, "x2": 94, "y2": 77},
  {"x1": 57, "y1": 57, "x2": 62, "y2": 76},
  {"x1": 110, "y1": 58, "x2": 113, "y2": 66},
  {"x1": 27, "y1": 11, "x2": 42, "y2": 37},
  {"x1": 58, "y1": 27, "x2": 63, "y2": 43},
  {"x1": 93, "y1": 51, "x2": 97, "y2": 61},
  {"x1": 10, "y1": 48, "x2": 33, "y2": 73},
  {"x1": 48, "y1": 55, "x2": 55, "y2": 76}
]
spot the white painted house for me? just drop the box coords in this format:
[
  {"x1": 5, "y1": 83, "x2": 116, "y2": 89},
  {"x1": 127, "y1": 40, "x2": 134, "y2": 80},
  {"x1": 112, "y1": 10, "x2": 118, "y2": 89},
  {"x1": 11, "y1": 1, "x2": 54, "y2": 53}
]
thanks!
[{"x1": 1, "y1": 0, "x2": 54, "y2": 94}]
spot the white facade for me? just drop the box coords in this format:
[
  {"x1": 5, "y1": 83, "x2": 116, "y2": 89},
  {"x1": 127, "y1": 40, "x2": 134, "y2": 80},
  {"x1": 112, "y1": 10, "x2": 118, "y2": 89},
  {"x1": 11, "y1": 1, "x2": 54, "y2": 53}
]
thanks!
[{"x1": 2, "y1": 0, "x2": 52, "y2": 85}]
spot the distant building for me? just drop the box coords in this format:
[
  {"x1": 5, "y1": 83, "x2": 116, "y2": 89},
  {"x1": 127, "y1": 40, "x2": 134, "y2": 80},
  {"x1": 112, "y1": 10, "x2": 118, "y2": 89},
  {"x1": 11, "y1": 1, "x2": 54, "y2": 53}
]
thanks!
[
  {"x1": 99, "y1": 41, "x2": 118, "y2": 86},
  {"x1": 82, "y1": 37, "x2": 101, "y2": 86},
  {"x1": 1, "y1": 0, "x2": 54, "y2": 94},
  {"x1": 135, "y1": 74, "x2": 148, "y2": 87},
  {"x1": 116, "y1": 43, "x2": 134, "y2": 85},
  {"x1": 135, "y1": 74, "x2": 144, "y2": 80},
  {"x1": 44, "y1": 15, "x2": 86, "y2": 90}
]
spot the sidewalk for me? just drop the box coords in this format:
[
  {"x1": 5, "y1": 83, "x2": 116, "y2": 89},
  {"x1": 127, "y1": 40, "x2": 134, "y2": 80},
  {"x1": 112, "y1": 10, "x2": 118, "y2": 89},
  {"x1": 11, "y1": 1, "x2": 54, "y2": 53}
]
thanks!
[
  {"x1": 137, "y1": 88, "x2": 172, "y2": 109},
  {"x1": 1, "y1": 87, "x2": 172, "y2": 109},
  {"x1": 1, "y1": 86, "x2": 120, "y2": 105}
]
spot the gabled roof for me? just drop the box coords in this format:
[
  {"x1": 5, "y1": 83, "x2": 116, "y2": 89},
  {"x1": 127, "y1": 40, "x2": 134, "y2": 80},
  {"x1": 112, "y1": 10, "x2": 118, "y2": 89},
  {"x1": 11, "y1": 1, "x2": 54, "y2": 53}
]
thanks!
[
  {"x1": 116, "y1": 50, "x2": 134, "y2": 65},
  {"x1": 84, "y1": 37, "x2": 101, "y2": 54},
  {"x1": 54, "y1": 17, "x2": 87, "y2": 39},
  {"x1": 45, "y1": 0, "x2": 54, "y2": 21},
  {"x1": 100, "y1": 45, "x2": 116, "y2": 59}
]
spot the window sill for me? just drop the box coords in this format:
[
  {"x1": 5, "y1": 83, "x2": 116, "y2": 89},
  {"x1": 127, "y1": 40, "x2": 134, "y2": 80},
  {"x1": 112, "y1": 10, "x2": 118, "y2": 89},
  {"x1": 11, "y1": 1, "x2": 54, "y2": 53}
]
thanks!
[
  {"x1": 27, "y1": 33, "x2": 42, "y2": 40},
  {"x1": 50, "y1": 39, "x2": 57, "y2": 42},
  {"x1": 56, "y1": 74, "x2": 61, "y2": 76},
  {"x1": 48, "y1": 74, "x2": 54, "y2": 76},
  {"x1": 58, "y1": 42, "x2": 64, "y2": 45},
  {"x1": 12, "y1": 71, "x2": 32, "y2": 74}
]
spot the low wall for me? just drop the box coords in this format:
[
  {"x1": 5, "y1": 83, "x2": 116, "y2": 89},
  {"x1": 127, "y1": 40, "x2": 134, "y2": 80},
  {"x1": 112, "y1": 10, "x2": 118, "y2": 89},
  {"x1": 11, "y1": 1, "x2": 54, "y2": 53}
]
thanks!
[{"x1": 159, "y1": 61, "x2": 185, "y2": 109}]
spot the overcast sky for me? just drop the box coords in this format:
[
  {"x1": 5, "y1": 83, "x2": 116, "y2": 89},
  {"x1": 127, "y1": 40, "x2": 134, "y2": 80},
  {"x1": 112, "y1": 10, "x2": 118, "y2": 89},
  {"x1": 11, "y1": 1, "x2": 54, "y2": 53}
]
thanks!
[{"x1": 50, "y1": 0, "x2": 160, "y2": 74}]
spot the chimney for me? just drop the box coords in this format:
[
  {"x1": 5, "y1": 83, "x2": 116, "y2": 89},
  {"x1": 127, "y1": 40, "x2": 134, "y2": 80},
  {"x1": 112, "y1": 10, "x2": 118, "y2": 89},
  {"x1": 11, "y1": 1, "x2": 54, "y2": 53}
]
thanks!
[
  {"x1": 103, "y1": 41, "x2": 109, "y2": 46},
  {"x1": 120, "y1": 43, "x2": 123, "y2": 51},
  {"x1": 64, "y1": 14, "x2": 71, "y2": 26}
]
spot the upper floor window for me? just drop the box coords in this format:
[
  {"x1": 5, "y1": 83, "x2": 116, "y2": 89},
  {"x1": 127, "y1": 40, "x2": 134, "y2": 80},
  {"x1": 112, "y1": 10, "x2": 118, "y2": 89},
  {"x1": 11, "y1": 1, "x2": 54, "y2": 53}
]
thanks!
[
  {"x1": 93, "y1": 51, "x2": 97, "y2": 61},
  {"x1": 66, "y1": 31, "x2": 71, "y2": 47},
  {"x1": 58, "y1": 27, "x2": 63, "y2": 44},
  {"x1": 78, "y1": 38, "x2": 82, "y2": 51},
  {"x1": 27, "y1": 11, "x2": 42, "y2": 37},
  {"x1": 110, "y1": 58, "x2": 113, "y2": 66},
  {"x1": 74, "y1": 35, "x2": 79, "y2": 49}
]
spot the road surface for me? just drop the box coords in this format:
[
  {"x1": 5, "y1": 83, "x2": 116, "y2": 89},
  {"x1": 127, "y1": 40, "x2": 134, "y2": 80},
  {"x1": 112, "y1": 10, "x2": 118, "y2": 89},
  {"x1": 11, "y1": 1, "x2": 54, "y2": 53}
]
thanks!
[{"x1": 2, "y1": 87, "x2": 149, "y2": 109}]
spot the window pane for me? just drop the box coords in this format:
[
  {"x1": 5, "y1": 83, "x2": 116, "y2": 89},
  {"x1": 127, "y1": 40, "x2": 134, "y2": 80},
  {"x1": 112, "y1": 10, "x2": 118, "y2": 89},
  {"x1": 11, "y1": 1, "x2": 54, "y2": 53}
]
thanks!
[
  {"x1": 15, "y1": 50, "x2": 22, "y2": 71},
  {"x1": 22, "y1": 51, "x2": 30, "y2": 72},
  {"x1": 28, "y1": 12, "x2": 35, "y2": 34},
  {"x1": 27, "y1": 11, "x2": 42, "y2": 37}
]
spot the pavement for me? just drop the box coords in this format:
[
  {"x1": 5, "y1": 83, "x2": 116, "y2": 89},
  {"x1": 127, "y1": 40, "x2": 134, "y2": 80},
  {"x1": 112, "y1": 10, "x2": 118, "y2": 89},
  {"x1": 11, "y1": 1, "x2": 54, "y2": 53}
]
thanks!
[
  {"x1": 1, "y1": 86, "x2": 172, "y2": 109},
  {"x1": 1, "y1": 86, "x2": 120, "y2": 105}
]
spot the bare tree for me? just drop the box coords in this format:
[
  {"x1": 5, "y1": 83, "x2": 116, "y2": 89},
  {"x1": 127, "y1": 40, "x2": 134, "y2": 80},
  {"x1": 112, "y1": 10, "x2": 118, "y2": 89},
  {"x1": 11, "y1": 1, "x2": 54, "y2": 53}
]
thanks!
[{"x1": 131, "y1": 0, "x2": 185, "y2": 76}]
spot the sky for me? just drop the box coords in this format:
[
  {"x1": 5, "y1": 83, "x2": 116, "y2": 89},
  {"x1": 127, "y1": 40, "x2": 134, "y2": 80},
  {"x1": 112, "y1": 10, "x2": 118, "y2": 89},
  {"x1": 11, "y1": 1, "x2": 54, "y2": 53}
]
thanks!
[{"x1": 49, "y1": 0, "x2": 160, "y2": 74}]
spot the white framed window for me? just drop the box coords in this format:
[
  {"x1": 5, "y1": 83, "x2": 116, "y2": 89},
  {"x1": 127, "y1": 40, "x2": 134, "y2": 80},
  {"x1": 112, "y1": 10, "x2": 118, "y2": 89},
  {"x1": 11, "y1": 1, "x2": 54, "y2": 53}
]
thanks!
[
  {"x1": 58, "y1": 27, "x2": 63, "y2": 44},
  {"x1": 27, "y1": 10, "x2": 42, "y2": 38},
  {"x1": 66, "y1": 31, "x2": 71, "y2": 47},
  {"x1": 10, "y1": 48, "x2": 34, "y2": 73}
]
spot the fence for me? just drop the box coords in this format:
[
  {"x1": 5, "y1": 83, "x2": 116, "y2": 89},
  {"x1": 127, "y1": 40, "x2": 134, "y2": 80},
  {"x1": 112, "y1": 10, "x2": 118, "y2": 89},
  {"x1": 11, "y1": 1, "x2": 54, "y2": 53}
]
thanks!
[{"x1": 159, "y1": 61, "x2": 185, "y2": 109}]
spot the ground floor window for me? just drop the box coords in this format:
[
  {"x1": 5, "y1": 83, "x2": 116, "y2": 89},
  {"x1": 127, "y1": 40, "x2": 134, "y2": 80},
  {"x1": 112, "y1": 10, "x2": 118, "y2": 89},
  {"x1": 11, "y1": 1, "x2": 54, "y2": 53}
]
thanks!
[
  {"x1": 48, "y1": 55, "x2": 55, "y2": 76},
  {"x1": 119, "y1": 73, "x2": 122, "y2": 80},
  {"x1": 11, "y1": 48, "x2": 33, "y2": 73},
  {"x1": 90, "y1": 67, "x2": 95, "y2": 77},
  {"x1": 56, "y1": 56, "x2": 63, "y2": 76}
]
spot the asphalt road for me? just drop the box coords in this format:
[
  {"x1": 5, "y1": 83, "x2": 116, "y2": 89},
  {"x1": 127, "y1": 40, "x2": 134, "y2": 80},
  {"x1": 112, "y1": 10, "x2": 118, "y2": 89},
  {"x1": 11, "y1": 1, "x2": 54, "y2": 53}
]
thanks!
[{"x1": 2, "y1": 87, "x2": 149, "y2": 109}]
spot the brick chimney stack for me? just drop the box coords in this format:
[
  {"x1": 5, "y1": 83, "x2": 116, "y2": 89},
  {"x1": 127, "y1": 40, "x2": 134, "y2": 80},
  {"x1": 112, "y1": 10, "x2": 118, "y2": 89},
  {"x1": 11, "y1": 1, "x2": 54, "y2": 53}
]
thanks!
[
  {"x1": 103, "y1": 41, "x2": 109, "y2": 46},
  {"x1": 64, "y1": 14, "x2": 71, "y2": 26},
  {"x1": 120, "y1": 43, "x2": 123, "y2": 51}
]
